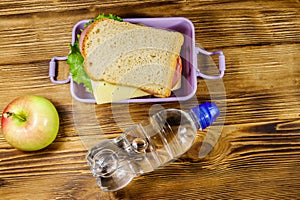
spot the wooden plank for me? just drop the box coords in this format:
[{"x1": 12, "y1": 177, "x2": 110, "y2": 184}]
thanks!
[{"x1": 0, "y1": 0, "x2": 299, "y2": 199}]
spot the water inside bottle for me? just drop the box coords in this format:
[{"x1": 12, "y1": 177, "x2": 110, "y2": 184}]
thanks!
[
  {"x1": 86, "y1": 108, "x2": 197, "y2": 191},
  {"x1": 147, "y1": 109, "x2": 197, "y2": 166}
]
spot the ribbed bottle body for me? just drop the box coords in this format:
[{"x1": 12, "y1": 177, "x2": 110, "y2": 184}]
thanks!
[{"x1": 86, "y1": 102, "x2": 219, "y2": 191}]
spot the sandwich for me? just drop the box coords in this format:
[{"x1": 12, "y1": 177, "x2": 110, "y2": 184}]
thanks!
[{"x1": 67, "y1": 14, "x2": 184, "y2": 104}]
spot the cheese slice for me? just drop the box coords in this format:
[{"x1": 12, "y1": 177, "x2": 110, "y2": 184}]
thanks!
[
  {"x1": 91, "y1": 81, "x2": 149, "y2": 104},
  {"x1": 91, "y1": 78, "x2": 181, "y2": 104}
]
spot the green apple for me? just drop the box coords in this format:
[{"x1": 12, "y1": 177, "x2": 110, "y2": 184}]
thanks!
[{"x1": 1, "y1": 95, "x2": 59, "y2": 151}]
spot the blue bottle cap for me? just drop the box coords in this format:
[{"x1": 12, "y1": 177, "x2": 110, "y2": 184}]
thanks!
[{"x1": 191, "y1": 102, "x2": 220, "y2": 129}]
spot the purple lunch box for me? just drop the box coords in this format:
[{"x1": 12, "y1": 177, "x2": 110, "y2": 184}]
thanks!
[{"x1": 49, "y1": 17, "x2": 225, "y2": 103}]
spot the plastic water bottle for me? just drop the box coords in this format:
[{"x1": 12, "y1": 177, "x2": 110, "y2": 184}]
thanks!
[{"x1": 86, "y1": 102, "x2": 220, "y2": 191}]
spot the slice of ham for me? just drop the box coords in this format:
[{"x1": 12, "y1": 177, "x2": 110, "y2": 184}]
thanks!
[
  {"x1": 78, "y1": 24, "x2": 182, "y2": 95},
  {"x1": 172, "y1": 56, "x2": 182, "y2": 88},
  {"x1": 79, "y1": 25, "x2": 91, "y2": 56}
]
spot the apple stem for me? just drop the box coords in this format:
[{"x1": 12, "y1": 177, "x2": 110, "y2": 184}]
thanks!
[{"x1": 4, "y1": 112, "x2": 27, "y2": 122}]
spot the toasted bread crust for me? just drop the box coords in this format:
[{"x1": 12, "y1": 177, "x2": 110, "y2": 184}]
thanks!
[{"x1": 81, "y1": 18, "x2": 109, "y2": 59}]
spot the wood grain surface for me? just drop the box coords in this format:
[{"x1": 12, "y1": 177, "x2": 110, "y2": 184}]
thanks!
[{"x1": 0, "y1": 0, "x2": 299, "y2": 199}]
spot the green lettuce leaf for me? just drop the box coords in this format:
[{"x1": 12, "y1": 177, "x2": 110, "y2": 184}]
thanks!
[
  {"x1": 66, "y1": 42, "x2": 92, "y2": 92},
  {"x1": 84, "y1": 13, "x2": 123, "y2": 28}
]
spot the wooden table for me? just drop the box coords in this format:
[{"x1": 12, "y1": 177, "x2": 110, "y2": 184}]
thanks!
[{"x1": 0, "y1": 1, "x2": 299, "y2": 199}]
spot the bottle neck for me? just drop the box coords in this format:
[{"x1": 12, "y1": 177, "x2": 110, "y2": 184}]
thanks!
[{"x1": 189, "y1": 110, "x2": 203, "y2": 130}]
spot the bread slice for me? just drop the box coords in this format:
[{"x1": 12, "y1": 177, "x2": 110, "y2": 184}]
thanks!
[
  {"x1": 83, "y1": 19, "x2": 184, "y2": 97},
  {"x1": 81, "y1": 18, "x2": 139, "y2": 59}
]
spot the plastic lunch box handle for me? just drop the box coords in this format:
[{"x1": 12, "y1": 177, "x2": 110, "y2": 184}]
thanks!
[
  {"x1": 195, "y1": 47, "x2": 226, "y2": 79},
  {"x1": 49, "y1": 56, "x2": 71, "y2": 84}
]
